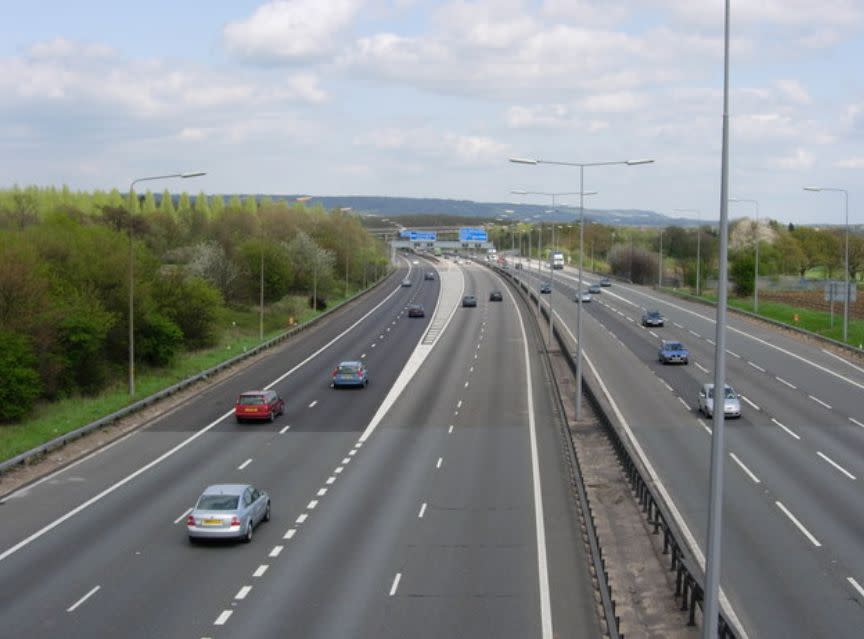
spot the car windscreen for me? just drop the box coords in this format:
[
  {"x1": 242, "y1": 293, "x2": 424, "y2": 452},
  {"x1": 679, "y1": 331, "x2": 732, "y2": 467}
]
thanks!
[
  {"x1": 238, "y1": 395, "x2": 265, "y2": 405},
  {"x1": 724, "y1": 388, "x2": 736, "y2": 399},
  {"x1": 197, "y1": 495, "x2": 239, "y2": 510}
]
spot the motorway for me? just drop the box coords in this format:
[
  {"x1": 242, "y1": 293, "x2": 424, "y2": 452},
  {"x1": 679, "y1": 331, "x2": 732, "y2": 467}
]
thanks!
[
  {"x1": 509, "y1": 256, "x2": 864, "y2": 638},
  {"x1": 0, "y1": 257, "x2": 599, "y2": 638}
]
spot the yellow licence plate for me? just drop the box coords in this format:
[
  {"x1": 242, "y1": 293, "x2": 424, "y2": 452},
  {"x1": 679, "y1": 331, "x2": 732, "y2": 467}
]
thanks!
[
  {"x1": 203, "y1": 518, "x2": 222, "y2": 526},
  {"x1": 244, "y1": 408, "x2": 257, "y2": 412}
]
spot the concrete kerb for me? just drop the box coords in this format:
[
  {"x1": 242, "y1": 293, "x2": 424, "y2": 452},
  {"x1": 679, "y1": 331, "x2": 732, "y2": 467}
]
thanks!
[{"x1": 0, "y1": 272, "x2": 395, "y2": 476}]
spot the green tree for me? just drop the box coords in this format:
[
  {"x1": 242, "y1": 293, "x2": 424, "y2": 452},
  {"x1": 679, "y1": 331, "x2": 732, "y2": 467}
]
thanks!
[
  {"x1": 56, "y1": 291, "x2": 116, "y2": 394},
  {"x1": 0, "y1": 330, "x2": 41, "y2": 421},
  {"x1": 160, "y1": 189, "x2": 176, "y2": 216},
  {"x1": 242, "y1": 195, "x2": 258, "y2": 215},
  {"x1": 142, "y1": 190, "x2": 157, "y2": 215},
  {"x1": 238, "y1": 239, "x2": 294, "y2": 303},
  {"x1": 730, "y1": 251, "x2": 755, "y2": 297},
  {"x1": 226, "y1": 194, "x2": 243, "y2": 212},
  {"x1": 194, "y1": 192, "x2": 212, "y2": 218},
  {"x1": 154, "y1": 273, "x2": 222, "y2": 348}
]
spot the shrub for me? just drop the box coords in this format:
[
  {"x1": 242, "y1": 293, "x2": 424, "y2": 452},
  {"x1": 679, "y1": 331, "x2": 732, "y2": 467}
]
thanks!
[{"x1": 0, "y1": 330, "x2": 41, "y2": 422}]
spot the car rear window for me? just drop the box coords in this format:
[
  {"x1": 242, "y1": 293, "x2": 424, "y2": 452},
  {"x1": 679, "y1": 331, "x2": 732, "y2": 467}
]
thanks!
[
  {"x1": 198, "y1": 495, "x2": 239, "y2": 510},
  {"x1": 665, "y1": 342, "x2": 683, "y2": 350},
  {"x1": 238, "y1": 395, "x2": 265, "y2": 405},
  {"x1": 338, "y1": 365, "x2": 360, "y2": 374}
]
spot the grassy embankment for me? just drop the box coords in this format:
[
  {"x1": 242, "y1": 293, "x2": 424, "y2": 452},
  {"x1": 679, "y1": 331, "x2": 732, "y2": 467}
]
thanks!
[{"x1": 0, "y1": 293, "x2": 353, "y2": 462}]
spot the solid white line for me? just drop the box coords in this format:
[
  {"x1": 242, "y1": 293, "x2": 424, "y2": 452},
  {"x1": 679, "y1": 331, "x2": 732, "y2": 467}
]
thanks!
[
  {"x1": 730, "y1": 453, "x2": 761, "y2": 484},
  {"x1": 418, "y1": 503, "x2": 427, "y2": 518},
  {"x1": 772, "y1": 418, "x2": 801, "y2": 440},
  {"x1": 776, "y1": 377, "x2": 797, "y2": 389},
  {"x1": 848, "y1": 577, "x2": 864, "y2": 599},
  {"x1": 726, "y1": 349, "x2": 741, "y2": 359},
  {"x1": 308, "y1": 400, "x2": 318, "y2": 408},
  {"x1": 174, "y1": 508, "x2": 192, "y2": 525},
  {"x1": 284, "y1": 529, "x2": 296, "y2": 540},
  {"x1": 549, "y1": 307, "x2": 749, "y2": 639},
  {"x1": 851, "y1": 417, "x2": 864, "y2": 428},
  {"x1": 235, "y1": 585, "x2": 252, "y2": 600},
  {"x1": 694, "y1": 362, "x2": 709, "y2": 373},
  {"x1": 740, "y1": 395, "x2": 760, "y2": 411},
  {"x1": 253, "y1": 564, "x2": 268, "y2": 577},
  {"x1": 326, "y1": 476, "x2": 336, "y2": 484},
  {"x1": 822, "y1": 349, "x2": 864, "y2": 374},
  {"x1": 307, "y1": 500, "x2": 318, "y2": 509},
  {"x1": 317, "y1": 488, "x2": 327, "y2": 497},
  {"x1": 775, "y1": 501, "x2": 821, "y2": 547},
  {"x1": 237, "y1": 458, "x2": 252, "y2": 470},
  {"x1": 214, "y1": 611, "x2": 233, "y2": 626},
  {"x1": 67, "y1": 585, "x2": 100, "y2": 612},
  {"x1": 269, "y1": 545, "x2": 283, "y2": 557},
  {"x1": 817, "y1": 451, "x2": 856, "y2": 480},
  {"x1": 503, "y1": 283, "x2": 553, "y2": 639},
  {"x1": 279, "y1": 425, "x2": 291, "y2": 434},
  {"x1": 808, "y1": 395, "x2": 832, "y2": 410},
  {"x1": 436, "y1": 457, "x2": 443, "y2": 469},
  {"x1": 389, "y1": 573, "x2": 402, "y2": 596},
  {"x1": 678, "y1": 397, "x2": 691, "y2": 411},
  {"x1": 748, "y1": 361, "x2": 766, "y2": 372},
  {"x1": 296, "y1": 514, "x2": 308, "y2": 524}
]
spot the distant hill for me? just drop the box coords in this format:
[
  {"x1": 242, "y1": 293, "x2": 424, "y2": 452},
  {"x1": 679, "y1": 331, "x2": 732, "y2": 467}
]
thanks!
[{"x1": 259, "y1": 194, "x2": 696, "y2": 227}]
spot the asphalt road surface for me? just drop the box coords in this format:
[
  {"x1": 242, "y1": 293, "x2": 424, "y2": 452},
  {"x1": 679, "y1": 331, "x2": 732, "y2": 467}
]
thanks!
[
  {"x1": 0, "y1": 256, "x2": 600, "y2": 639},
  {"x1": 510, "y1": 256, "x2": 864, "y2": 638}
]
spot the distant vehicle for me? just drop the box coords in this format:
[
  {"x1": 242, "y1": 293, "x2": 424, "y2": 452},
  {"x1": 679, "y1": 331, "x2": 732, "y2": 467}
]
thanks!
[
  {"x1": 401, "y1": 277, "x2": 412, "y2": 287},
  {"x1": 574, "y1": 290, "x2": 591, "y2": 303},
  {"x1": 462, "y1": 295, "x2": 478, "y2": 307},
  {"x1": 407, "y1": 304, "x2": 425, "y2": 317},
  {"x1": 187, "y1": 484, "x2": 270, "y2": 543},
  {"x1": 588, "y1": 283, "x2": 602, "y2": 294},
  {"x1": 424, "y1": 271, "x2": 435, "y2": 280},
  {"x1": 698, "y1": 383, "x2": 741, "y2": 419},
  {"x1": 540, "y1": 282, "x2": 552, "y2": 294},
  {"x1": 489, "y1": 290, "x2": 503, "y2": 302},
  {"x1": 550, "y1": 252, "x2": 565, "y2": 270},
  {"x1": 600, "y1": 277, "x2": 612, "y2": 287},
  {"x1": 234, "y1": 390, "x2": 284, "y2": 423},
  {"x1": 658, "y1": 340, "x2": 689, "y2": 365},
  {"x1": 331, "y1": 361, "x2": 369, "y2": 388},
  {"x1": 433, "y1": 247, "x2": 443, "y2": 256},
  {"x1": 412, "y1": 260, "x2": 419, "y2": 265},
  {"x1": 641, "y1": 310, "x2": 665, "y2": 327},
  {"x1": 515, "y1": 263, "x2": 523, "y2": 270}
]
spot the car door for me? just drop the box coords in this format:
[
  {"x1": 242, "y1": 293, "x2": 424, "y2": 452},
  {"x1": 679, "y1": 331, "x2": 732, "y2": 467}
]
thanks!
[{"x1": 250, "y1": 487, "x2": 264, "y2": 523}]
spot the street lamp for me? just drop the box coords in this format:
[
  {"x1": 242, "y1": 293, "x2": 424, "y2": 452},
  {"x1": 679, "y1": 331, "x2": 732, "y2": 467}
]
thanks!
[
  {"x1": 511, "y1": 157, "x2": 653, "y2": 420},
  {"x1": 340, "y1": 207, "x2": 353, "y2": 297},
  {"x1": 729, "y1": 198, "x2": 760, "y2": 312},
  {"x1": 658, "y1": 228, "x2": 664, "y2": 288},
  {"x1": 674, "y1": 209, "x2": 702, "y2": 296},
  {"x1": 804, "y1": 186, "x2": 850, "y2": 342},
  {"x1": 128, "y1": 171, "x2": 205, "y2": 396}
]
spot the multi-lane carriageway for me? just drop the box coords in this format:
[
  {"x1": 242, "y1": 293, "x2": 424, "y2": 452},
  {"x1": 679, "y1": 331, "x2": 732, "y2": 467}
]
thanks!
[
  {"x1": 0, "y1": 257, "x2": 601, "y2": 639},
  {"x1": 510, "y1": 256, "x2": 864, "y2": 639}
]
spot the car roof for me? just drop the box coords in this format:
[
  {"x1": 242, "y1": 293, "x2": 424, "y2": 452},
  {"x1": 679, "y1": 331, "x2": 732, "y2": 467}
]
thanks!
[
  {"x1": 201, "y1": 484, "x2": 250, "y2": 496},
  {"x1": 338, "y1": 360, "x2": 363, "y2": 367},
  {"x1": 661, "y1": 340, "x2": 683, "y2": 347},
  {"x1": 239, "y1": 390, "x2": 268, "y2": 396}
]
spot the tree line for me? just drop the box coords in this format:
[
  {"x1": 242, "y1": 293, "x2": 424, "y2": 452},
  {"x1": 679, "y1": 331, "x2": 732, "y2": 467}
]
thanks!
[{"x1": 0, "y1": 186, "x2": 389, "y2": 421}]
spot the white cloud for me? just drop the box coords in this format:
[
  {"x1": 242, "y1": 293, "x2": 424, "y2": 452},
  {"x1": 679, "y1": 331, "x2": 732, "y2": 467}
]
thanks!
[
  {"x1": 770, "y1": 148, "x2": 815, "y2": 170},
  {"x1": 224, "y1": 0, "x2": 363, "y2": 62},
  {"x1": 354, "y1": 126, "x2": 507, "y2": 166},
  {"x1": 775, "y1": 79, "x2": 811, "y2": 105},
  {"x1": 834, "y1": 157, "x2": 864, "y2": 169}
]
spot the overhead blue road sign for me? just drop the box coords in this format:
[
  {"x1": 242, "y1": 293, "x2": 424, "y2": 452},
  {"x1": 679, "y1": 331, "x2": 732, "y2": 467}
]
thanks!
[
  {"x1": 459, "y1": 227, "x2": 488, "y2": 242},
  {"x1": 411, "y1": 231, "x2": 437, "y2": 241}
]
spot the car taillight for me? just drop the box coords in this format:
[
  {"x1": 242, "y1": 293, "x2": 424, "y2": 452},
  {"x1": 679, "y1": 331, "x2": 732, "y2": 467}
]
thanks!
[
  {"x1": 332, "y1": 369, "x2": 338, "y2": 377},
  {"x1": 186, "y1": 515, "x2": 195, "y2": 526},
  {"x1": 230, "y1": 516, "x2": 241, "y2": 527}
]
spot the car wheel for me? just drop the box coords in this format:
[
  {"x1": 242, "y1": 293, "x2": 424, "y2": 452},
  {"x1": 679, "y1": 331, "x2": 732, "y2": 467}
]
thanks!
[
  {"x1": 364, "y1": 379, "x2": 368, "y2": 387},
  {"x1": 235, "y1": 416, "x2": 243, "y2": 424},
  {"x1": 268, "y1": 410, "x2": 275, "y2": 423},
  {"x1": 243, "y1": 521, "x2": 253, "y2": 544},
  {"x1": 188, "y1": 536, "x2": 198, "y2": 545},
  {"x1": 263, "y1": 501, "x2": 271, "y2": 522},
  {"x1": 684, "y1": 359, "x2": 689, "y2": 365}
]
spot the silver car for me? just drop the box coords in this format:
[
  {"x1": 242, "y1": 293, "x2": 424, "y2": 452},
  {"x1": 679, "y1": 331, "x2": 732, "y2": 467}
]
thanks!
[
  {"x1": 187, "y1": 484, "x2": 270, "y2": 543},
  {"x1": 698, "y1": 384, "x2": 742, "y2": 419}
]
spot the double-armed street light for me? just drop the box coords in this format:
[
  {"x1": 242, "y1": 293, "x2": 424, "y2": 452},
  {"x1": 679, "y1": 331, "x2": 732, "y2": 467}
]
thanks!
[
  {"x1": 510, "y1": 157, "x2": 654, "y2": 420},
  {"x1": 128, "y1": 171, "x2": 206, "y2": 396}
]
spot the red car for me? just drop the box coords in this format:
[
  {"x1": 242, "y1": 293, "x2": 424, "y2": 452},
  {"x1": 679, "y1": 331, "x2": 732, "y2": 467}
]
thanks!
[{"x1": 234, "y1": 390, "x2": 285, "y2": 423}]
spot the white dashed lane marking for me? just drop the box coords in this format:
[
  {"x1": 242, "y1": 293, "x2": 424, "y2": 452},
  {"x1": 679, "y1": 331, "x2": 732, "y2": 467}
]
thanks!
[
  {"x1": 253, "y1": 565, "x2": 268, "y2": 577},
  {"x1": 389, "y1": 573, "x2": 402, "y2": 596},
  {"x1": 67, "y1": 586, "x2": 100, "y2": 613},
  {"x1": 235, "y1": 586, "x2": 252, "y2": 600},
  {"x1": 214, "y1": 611, "x2": 233, "y2": 626},
  {"x1": 740, "y1": 395, "x2": 760, "y2": 411},
  {"x1": 237, "y1": 459, "x2": 252, "y2": 470},
  {"x1": 730, "y1": 453, "x2": 761, "y2": 484},
  {"x1": 817, "y1": 451, "x2": 856, "y2": 480},
  {"x1": 748, "y1": 361, "x2": 766, "y2": 373},
  {"x1": 279, "y1": 425, "x2": 291, "y2": 434},
  {"x1": 418, "y1": 503, "x2": 427, "y2": 518},
  {"x1": 776, "y1": 377, "x2": 797, "y2": 390},
  {"x1": 308, "y1": 400, "x2": 318, "y2": 408},
  {"x1": 776, "y1": 501, "x2": 821, "y2": 547},
  {"x1": 808, "y1": 395, "x2": 832, "y2": 410},
  {"x1": 772, "y1": 418, "x2": 801, "y2": 440}
]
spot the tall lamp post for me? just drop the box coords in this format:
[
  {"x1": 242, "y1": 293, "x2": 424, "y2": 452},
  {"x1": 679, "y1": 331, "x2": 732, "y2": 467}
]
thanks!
[
  {"x1": 729, "y1": 198, "x2": 760, "y2": 312},
  {"x1": 340, "y1": 207, "x2": 353, "y2": 297},
  {"x1": 512, "y1": 157, "x2": 654, "y2": 420},
  {"x1": 674, "y1": 209, "x2": 702, "y2": 296},
  {"x1": 658, "y1": 228, "x2": 664, "y2": 288},
  {"x1": 128, "y1": 171, "x2": 205, "y2": 396},
  {"x1": 804, "y1": 187, "x2": 850, "y2": 342}
]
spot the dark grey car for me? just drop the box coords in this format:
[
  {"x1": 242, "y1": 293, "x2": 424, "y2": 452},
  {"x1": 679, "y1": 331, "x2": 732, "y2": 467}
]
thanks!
[{"x1": 187, "y1": 484, "x2": 270, "y2": 543}]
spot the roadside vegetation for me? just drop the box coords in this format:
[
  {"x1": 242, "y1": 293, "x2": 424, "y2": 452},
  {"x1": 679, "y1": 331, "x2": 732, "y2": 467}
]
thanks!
[{"x1": 0, "y1": 186, "x2": 390, "y2": 425}]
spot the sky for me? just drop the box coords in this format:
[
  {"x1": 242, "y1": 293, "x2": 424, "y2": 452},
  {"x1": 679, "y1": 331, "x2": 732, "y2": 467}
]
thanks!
[{"x1": 0, "y1": 0, "x2": 862, "y2": 225}]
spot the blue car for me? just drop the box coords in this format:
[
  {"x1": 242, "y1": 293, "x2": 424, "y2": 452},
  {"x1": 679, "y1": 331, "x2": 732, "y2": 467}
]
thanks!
[
  {"x1": 658, "y1": 340, "x2": 689, "y2": 365},
  {"x1": 331, "y1": 361, "x2": 369, "y2": 388}
]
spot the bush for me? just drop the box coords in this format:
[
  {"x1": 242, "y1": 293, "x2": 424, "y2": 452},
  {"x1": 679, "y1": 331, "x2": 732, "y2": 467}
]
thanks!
[
  {"x1": 0, "y1": 330, "x2": 42, "y2": 422},
  {"x1": 137, "y1": 312, "x2": 183, "y2": 367},
  {"x1": 154, "y1": 273, "x2": 222, "y2": 348},
  {"x1": 57, "y1": 294, "x2": 116, "y2": 394},
  {"x1": 730, "y1": 253, "x2": 755, "y2": 297}
]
